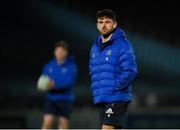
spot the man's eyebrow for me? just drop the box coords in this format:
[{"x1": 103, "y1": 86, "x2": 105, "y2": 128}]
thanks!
[{"x1": 98, "y1": 19, "x2": 108, "y2": 21}]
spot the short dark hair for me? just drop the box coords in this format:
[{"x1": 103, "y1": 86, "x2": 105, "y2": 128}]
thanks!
[
  {"x1": 54, "y1": 41, "x2": 69, "y2": 51},
  {"x1": 96, "y1": 9, "x2": 116, "y2": 21}
]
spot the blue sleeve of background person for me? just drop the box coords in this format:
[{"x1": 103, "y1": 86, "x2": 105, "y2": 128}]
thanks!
[
  {"x1": 115, "y1": 39, "x2": 138, "y2": 90},
  {"x1": 54, "y1": 62, "x2": 77, "y2": 89},
  {"x1": 67, "y1": 63, "x2": 77, "y2": 86},
  {"x1": 42, "y1": 64, "x2": 51, "y2": 76}
]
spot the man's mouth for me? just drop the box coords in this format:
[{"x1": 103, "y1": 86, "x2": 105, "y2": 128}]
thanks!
[{"x1": 102, "y1": 29, "x2": 107, "y2": 31}]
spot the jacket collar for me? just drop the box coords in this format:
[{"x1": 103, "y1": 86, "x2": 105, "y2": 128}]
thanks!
[
  {"x1": 53, "y1": 56, "x2": 74, "y2": 66},
  {"x1": 53, "y1": 58, "x2": 68, "y2": 66},
  {"x1": 95, "y1": 27, "x2": 126, "y2": 45}
]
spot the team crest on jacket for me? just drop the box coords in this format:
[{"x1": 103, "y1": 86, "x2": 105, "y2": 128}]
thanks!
[
  {"x1": 48, "y1": 67, "x2": 53, "y2": 73},
  {"x1": 106, "y1": 50, "x2": 111, "y2": 56},
  {"x1": 62, "y1": 67, "x2": 67, "y2": 74}
]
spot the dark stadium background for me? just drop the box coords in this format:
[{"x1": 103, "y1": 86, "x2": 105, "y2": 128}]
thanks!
[{"x1": 1, "y1": 0, "x2": 180, "y2": 128}]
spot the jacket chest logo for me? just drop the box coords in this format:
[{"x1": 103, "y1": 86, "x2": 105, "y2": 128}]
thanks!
[
  {"x1": 105, "y1": 50, "x2": 111, "y2": 56},
  {"x1": 105, "y1": 50, "x2": 111, "y2": 61},
  {"x1": 48, "y1": 67, "x2": 53, "y2": 73},
  {"x1": 62, "y1": 67, "x2": 67, "y2": 74}
]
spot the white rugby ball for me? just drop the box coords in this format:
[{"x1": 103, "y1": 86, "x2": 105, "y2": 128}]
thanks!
[{"x1": 37, "y1": 75, "x2": 50, "y2": 92}]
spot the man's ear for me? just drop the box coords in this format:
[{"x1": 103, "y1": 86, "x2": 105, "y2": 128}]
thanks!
[
  {"x1": 96, "y1": 23, "x2": 99, "y2": 30},
  {"x1": 113, "y1": 22, "x2": 117, "y2": 29}
]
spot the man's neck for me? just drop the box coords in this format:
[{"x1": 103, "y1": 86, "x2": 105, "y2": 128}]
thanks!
[
  {"x1": 56, "y1": 59, "x2": 66, "y2": 65},
  {"x1": 101, "y1": 33, "x2": 113, "y2": 43}
]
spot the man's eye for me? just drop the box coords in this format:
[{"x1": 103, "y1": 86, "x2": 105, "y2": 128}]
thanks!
[
  {"x1": 98, "y1": 21, "x2": 103, "y2": 24},
  {"x1": 106, "y1": 21, "x2": 111, "y2": 24}
]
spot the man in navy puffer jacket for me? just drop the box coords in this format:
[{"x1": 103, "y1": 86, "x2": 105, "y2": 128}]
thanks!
[{"x1": 89, "y1": 9, "x2": 137, "y2": 129}]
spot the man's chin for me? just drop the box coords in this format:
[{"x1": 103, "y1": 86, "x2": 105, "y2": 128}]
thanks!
[
  {"x1": 100, "y1": 31, "x2": 112, "y2": 37},
  {"x1": 100, "y1": 31, "x2": 109, "y2": 35}
]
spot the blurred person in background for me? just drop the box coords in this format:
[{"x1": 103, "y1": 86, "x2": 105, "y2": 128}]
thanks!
[
  {"x1": 38, "y1": 41, "x2": 77, "y2": 129},
  {"x1": 89, "y1": 9, "x2": 137, "y2": 129}
]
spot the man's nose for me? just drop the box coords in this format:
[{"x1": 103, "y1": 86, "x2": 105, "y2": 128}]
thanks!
[{"x1": 102, "y1": 23, "x2": 106, "y2": 27}]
